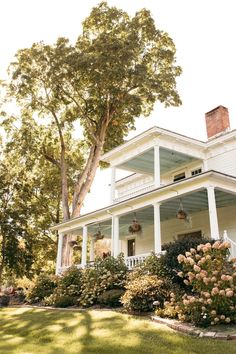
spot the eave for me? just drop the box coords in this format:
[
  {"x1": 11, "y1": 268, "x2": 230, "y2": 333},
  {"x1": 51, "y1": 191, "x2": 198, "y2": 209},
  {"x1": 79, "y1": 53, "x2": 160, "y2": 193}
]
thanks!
[{"x1": 50, "y1": 170, "x2": 236, "y2": 233}]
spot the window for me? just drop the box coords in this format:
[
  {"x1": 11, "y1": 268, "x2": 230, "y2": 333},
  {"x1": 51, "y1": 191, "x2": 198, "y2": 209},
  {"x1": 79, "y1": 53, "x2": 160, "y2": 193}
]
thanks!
[
  {"x1": 173, "y1": 172, "x2": 186, "y2": 182},
  {"x1": 127, "y1": 239, "x2": 135, "y2": 257},
  {"x1": 177, "y1": 230, "x2": 202, "y2": 241},
  {"x1": 191, "y1": 168, "x2": 202, "y2": 176}
]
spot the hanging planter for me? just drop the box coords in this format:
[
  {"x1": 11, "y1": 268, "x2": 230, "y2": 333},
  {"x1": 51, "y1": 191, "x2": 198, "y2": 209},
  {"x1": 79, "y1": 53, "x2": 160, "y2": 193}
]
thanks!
[
  {"x1": 176, "y1": 199, "x2": 188, "y2": 220},
  {"x1": 128, "y1": 213, "x2": 142, "y2": 234},
  {"x1": 93, "y1": 229, "x2": 104, "y2": 241},
  {"x1": 68, "y1": 240, "x2": 82, "y2": 251},
  {"x1": 176, "y1": 209, "x2": 187, "y2": 220}
]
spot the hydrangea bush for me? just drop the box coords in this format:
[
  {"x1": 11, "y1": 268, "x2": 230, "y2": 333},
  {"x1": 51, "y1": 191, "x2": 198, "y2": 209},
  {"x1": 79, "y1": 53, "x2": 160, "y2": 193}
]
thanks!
[
  {"x1": 79, "y1": 255, "x2": 127, "y2": 307},
  {"x1": 156, "y1": 240, "x2": 236, "y2": 326},
  {"x1": 121, "y1": 274, "x2": 178, "y2": 313}
]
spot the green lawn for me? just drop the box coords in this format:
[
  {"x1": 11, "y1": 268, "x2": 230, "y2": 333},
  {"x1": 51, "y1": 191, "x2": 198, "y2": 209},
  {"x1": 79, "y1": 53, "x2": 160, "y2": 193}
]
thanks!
[{"x1": 0, "y1": 307, "x2": 235, "y2": 354}]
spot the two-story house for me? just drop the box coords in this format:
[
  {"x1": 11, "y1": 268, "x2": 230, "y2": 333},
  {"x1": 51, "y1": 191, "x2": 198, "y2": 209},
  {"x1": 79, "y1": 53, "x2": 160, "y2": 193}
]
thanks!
[{"x1": 52, "y1": 105, "x2": 236, "y2": 274}]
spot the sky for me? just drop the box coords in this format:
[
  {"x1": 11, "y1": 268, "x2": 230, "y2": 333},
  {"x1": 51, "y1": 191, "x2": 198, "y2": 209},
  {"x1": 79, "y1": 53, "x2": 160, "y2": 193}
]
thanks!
[{"x1": 1, "y1": 0, "x2": 236, "y2": 213}]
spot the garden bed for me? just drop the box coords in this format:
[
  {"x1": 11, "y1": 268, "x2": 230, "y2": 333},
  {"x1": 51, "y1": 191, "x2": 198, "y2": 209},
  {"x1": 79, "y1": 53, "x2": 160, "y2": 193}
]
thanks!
[{"x1": 152, "y1": 315, "x2": 236, "y2": 340}]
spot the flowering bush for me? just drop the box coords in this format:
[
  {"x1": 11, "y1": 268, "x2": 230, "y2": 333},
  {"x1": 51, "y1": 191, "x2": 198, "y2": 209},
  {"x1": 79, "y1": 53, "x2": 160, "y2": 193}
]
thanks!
[
  {"x1": 79, "y1": 255, "x2": 128, "y2": 307},
  {"x1": 121, "y1": 274, "x2": 176, "y2": 313},
  {"x1": 161, "y1": 236, "x2": 215, "y2": 286},
  {"x1": 43, "y1": 266, "x2": 83, "y2": 307},
  {"x1": 156, "y1": 240, "x2": 236, "y2": 326}
]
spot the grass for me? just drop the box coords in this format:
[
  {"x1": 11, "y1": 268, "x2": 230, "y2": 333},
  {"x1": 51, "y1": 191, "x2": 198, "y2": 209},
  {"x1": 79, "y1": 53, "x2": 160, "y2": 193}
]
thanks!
[{"x1": 0, "y1": 307, "x2": 236, "y2": 354}]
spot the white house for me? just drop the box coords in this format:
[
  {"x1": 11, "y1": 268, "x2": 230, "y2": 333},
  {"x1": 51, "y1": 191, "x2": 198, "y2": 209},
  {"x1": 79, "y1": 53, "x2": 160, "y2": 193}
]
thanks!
[{"x1": 52, "y1": 105, "x2": 236, "y2": 274}]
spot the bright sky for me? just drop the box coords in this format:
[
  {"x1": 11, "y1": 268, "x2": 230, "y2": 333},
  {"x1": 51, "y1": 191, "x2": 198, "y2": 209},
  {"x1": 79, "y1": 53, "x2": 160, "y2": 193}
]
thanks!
[{"x1": 1, "y1": 0, "x2": 236, "y2": 213}]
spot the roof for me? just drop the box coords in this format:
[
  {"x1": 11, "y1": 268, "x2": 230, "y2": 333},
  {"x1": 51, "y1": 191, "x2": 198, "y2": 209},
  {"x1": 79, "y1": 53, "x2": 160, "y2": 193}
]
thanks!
[
  {"x1": 101, "y1": 125, "x2": 236, "y2": 163},
  {"x1": 50, "y1": 170, "x2": 236, "y2": 232}
]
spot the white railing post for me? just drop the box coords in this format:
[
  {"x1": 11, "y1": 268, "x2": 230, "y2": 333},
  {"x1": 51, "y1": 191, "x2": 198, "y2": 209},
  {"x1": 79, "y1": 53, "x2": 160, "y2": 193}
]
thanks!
[
  {"x1": 56, "y1": 232, "x2": 64, "y2": 275},
  {"x1": 153, "y1": 202, "x2": 162, "y2": 253},
  {"x1": 207, "y1": 186, "x2": 220, "y2": 239},
  {"x1": 81, "y1": 226, "x2": 88, "y2": 267},
  {"x1": 112, "y1": 215, "x2": 119, "y2": 257},
  {"x1": 125, "y1": 253, "x2": 151, "y2": 270},
  {"x1": 223, "y1": 230, "x2": 236, "y2": 259}
]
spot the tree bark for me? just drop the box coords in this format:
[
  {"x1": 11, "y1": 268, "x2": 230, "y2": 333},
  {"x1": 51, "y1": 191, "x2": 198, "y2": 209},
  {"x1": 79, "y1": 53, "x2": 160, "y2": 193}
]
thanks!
[{"x1": 72, "y1": 115, "x2": 110, "y2": 217}]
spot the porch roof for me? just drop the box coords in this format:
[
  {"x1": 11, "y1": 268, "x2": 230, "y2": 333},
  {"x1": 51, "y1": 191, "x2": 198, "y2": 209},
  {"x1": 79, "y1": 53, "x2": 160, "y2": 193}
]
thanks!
[
  {"x1": 118, "y1": 147, "x2": 199, "y2": 175},
  {"x1": 50, "y1": 170, "x2": 236, "y2": 233}
]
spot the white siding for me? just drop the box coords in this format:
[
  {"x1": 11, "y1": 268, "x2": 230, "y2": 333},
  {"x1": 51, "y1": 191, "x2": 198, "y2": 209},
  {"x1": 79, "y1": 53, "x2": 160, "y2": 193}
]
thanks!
[
  {"x1": 120, "y1": 205, "x2": 236, "y2": 256},
  {"x1": 207, "y1": 149, "x2": 236, "y2": 176}
]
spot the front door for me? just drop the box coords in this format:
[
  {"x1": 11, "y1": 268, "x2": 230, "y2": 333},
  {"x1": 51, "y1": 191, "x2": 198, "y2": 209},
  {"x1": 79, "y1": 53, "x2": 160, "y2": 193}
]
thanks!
[{"x1": 127, "y1": 238, "x2": 135, "y2": 257}]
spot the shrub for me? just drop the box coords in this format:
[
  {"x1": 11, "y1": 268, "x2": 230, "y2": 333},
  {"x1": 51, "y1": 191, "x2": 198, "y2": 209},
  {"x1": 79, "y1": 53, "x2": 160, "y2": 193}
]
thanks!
[
  {"x1": 139, "y1": 252, "x2": 169, "y2": 278},
  {"x1": 98, "y1": 289, "x2": 125, "y2": 307},
  {"x1": 121, "y1": 274, "x2": 176, "y2": 313},
  {"x1": 161, "y1": 236, "x2": 214, "y2": 286},
  {"x1": 45, "y1": 293, "x2": 77, "y2": 308},
  {"x1": 157, "y1": 240, "x2": 236, "y2": 326},
  {"x1": 0, "y1": 295, "x2": 10, "y2": 307},
  {"x1": 43, "y1": 266, "x2": 83, "y2": 307},
  {"x1": 26, "y1": 274, "x2": 57, "y2": 304},
  {"x1": 79, "y1": 255, "x2": 128, "y2": 307}
]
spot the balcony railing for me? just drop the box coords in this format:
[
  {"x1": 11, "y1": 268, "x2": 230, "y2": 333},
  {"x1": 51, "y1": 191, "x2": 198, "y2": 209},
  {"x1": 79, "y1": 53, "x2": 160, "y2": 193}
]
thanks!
[
  {"x1": 223, "y1": 230, "x2": 236, "y2": 259},
  {"x1": 125, "y1": 253, "x2": 151, "y2": 270},
  {"x1": 115, "y1": 181, "x2": 155, "y2": 203}
]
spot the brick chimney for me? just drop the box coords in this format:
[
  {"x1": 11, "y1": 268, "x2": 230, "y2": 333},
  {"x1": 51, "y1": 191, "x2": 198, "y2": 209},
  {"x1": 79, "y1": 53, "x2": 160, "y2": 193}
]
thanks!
[{"x1": 205, "y1": 105, "x2": 230, "y2": 139}]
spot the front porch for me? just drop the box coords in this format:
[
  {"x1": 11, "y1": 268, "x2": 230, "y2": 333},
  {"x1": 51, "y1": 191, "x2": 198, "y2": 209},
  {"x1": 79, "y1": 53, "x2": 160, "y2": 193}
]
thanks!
[{"x1": 54, "y1": 174, "x2": 236, "y2": 274}]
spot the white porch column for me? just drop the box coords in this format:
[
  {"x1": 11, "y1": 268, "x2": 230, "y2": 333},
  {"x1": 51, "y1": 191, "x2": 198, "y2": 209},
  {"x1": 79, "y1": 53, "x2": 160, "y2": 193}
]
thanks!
[
  {"x1": 207, "y1": 186, "x2": 220, "y2": 239},
  {"x1": 112, "y1": 215, "x2": 120, "y2": 257},
  {"x1": 203, "y1": 159, "x2": 208, "y2": 172},
  {"x1": 81, "y1": 226, "x2": 88, "y2": 267},
  {"x1": 153, "y1": 203, "x2": 162, "y2": 253},
  {"x1": 90, "y1": 237, "x2": 95, "y2": 262},
  {"x1": 56, "y1": 232, "x2": 64, "y2": 275},
  {"x1": 110, "y1": 166, "x2": 116, "y2": 203},
  {"x1": 154, "y1": 145, "x2": 161, "y2": 188}
]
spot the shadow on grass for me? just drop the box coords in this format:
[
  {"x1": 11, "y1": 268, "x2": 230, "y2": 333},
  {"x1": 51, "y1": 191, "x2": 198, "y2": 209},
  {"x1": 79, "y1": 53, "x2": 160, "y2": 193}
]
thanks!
[{"x1": 0, "y1": 307, "x2": 235, "y2": 354}]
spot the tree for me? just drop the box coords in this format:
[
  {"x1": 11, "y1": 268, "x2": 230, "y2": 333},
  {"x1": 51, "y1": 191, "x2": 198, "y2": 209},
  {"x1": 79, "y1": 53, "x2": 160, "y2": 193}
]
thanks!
[
  {"x1": 7, "y1": 2, "x2": 182, "y2": 221},
  {"x1": 0, "y1": 112, "x2": 85, "y2": 277}
]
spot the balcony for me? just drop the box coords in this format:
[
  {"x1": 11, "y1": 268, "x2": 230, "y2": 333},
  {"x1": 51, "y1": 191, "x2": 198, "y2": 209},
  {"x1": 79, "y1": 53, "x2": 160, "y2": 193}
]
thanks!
[{"x1": 115, "y1": 175, "x2": 155, "y2": 202}]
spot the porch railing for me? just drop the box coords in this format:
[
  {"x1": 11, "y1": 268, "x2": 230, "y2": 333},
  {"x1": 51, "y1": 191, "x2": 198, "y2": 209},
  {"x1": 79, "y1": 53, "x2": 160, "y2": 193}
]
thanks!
[
  {"x1": 125, "y1": 253, "x2": 151, "y2": 270},
  {"x1": 223, "y1": 230, "x2": 236, "y2": 259},
  {"x1": 115, "y1": 181, "x2": 155, "y2": 203}
]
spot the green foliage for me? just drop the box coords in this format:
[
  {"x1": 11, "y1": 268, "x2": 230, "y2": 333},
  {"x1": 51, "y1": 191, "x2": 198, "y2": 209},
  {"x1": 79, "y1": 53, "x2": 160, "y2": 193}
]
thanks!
[
  {"x1": 138, "y1": 252, "x2": 170, "y2": 278},
  {"x1": 121, "y1": 274, "x2": 175, "y2": 313},
  {"x1": 79, "y1": 255, "x2": 128, "y2": 307},
  {"x1": 7, "y1": 1, "x2": 182, "y2": 219},
  {"x1": 157, "y1": 240, "x2": 236, "y2": 326},
  {"x1": 97, "y1": 289, "x2": 125, "y2": 307},
  {"x1": 161, "y1": 236, "x2": 215, "y2": 286},
  {"x1": 44, "y1": 266, "x2": 83, "y2": 307},
  {"x1": 0, "y1": 295, "x2": 10, "y2": 307},
  {"x1": 26, "y1": 274, "x2": 57, "y2": 304}
]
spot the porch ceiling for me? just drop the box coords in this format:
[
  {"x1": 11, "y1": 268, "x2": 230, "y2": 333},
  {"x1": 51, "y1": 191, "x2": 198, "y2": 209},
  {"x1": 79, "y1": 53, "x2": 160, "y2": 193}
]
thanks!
[
  {"x1": 87, "y1": 189, "x2": 236, "y2": 237},
  {"x1": 118, "y1": 147, "x2": 198, "y2": 175}
]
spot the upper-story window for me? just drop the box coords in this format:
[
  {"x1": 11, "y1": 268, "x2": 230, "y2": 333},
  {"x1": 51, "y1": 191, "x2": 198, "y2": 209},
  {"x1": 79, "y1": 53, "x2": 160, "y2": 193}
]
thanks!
[
  {"x1": 173, "y1": 172, "x2": 186, "y2": 182},
  {"x1": 191, "y1": 168, "x2": 202, "y2": 176}
]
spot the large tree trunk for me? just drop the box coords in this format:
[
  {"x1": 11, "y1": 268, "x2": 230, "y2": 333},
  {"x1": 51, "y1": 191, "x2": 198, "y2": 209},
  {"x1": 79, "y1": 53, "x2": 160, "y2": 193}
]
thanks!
[{"x1": 72, "y1": 117, "x2": 109, "y2": 218}]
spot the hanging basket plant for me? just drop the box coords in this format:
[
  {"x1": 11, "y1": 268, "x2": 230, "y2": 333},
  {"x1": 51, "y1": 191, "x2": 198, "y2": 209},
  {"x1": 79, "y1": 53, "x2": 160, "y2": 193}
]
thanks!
[
  {"x1": 176, "y1": 209, "x2": 187, "y2": 220},
  {"x1": 93, "y1": 230, "x2": 104, "y2": 241},
  {"x1": 176, "y1": 199, "x2": 188, "y2": 220},
  {"x1": 68, "y1": 240, "x2": 82, "y2": 251},
  {"x1": 128, "y1": 214, "x2": 142, "y2": 234}
]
